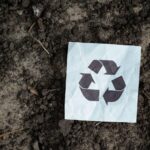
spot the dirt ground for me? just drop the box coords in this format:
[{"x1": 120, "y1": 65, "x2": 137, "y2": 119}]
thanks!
[{"x1": 0, "y1": 0, "x2": 150, "y2": 150}]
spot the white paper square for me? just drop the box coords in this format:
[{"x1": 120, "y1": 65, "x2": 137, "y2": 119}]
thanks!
[{"x1": 65, "y1": 42, "x2": 141, "y2": 123}]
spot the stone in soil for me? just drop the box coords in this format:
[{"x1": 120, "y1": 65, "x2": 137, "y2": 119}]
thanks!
[
  {"x1": 59, "y1": 120, "x2": 74, "y2": 136},
  {"x1": 22, "y1": 0, "x2": 30, "y2": 8}
]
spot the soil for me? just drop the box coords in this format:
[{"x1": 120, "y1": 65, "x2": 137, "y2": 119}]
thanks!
[{"x1": 0, "y1": 0, "x2": 150, "y2": 150}]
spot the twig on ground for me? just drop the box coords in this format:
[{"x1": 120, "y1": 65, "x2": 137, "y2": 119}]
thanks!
[
  {"x1": 95, "y1": 122, "x2": 102, "y2": 126},
  {"x1": 28, "y1": 22, "x2": 50, "y2": 55},
  {"x1": 49, "y1": 88, "x2": 60, "y2": 92},
  {"x1": 28, "y1": 85, "x2": 39, "y2": 96},
  {"x1": 28, "y1": 22, "x2": 36, "y2": 33},
  {"x1": 33, "y1": 37, "x2": 50, "y2": 55},
  {"x1": 143, "y1": 91, "x2": 150, "y2": 99}
]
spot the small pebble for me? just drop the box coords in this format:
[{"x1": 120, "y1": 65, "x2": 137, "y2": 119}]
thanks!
[
  {"x1": 32, "y1": 4, "x2": 44, "y2": 17},
  {"x1": 17, "y1": 10, "x2": 23, "y2": 15},
  {"x1": 38, "y1": 18, "x2": 45, "y2": 31},
  {"x1": 22, "y1": 0, "x2": 30, "y2": 8},
  {"x1": 33, "y1": 141, "x2": 39, "y2": 150},
  {"x1": 94, "y1": 143, "x2": 100, "y2": 150},
  {"x1": 10, "y1": 42, "x2": 14, "y2": 50},
  {"x1": 42, "y1": 89, "x2": 49, "y2": 96}
]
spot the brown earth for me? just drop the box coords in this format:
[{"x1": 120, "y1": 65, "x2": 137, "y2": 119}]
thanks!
[{"x1": 0, "y1": 0, "x2": 150, "y2": 150}]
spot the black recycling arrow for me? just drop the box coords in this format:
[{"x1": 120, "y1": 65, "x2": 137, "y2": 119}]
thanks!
[
  {"x1": 103, "y1": 76, "x2": 126, "y2": 104},
  {"x1": 79, "y1": 73, "x2": 99, "y2": 101},
  {"x1": 100, "y1": 60, "x2": 120, "y2": 75},
  {"x1": 103, "y1": 89, "x2": 123, "y2": 104},
  {"x1": 112, "y1": 76, "x2": 126, "y2": 90},
  {"x1": 88, "y1": 60, "x2": 102, "y2": 73},
  {"x1": 88, "y1": 60, "x2": 120, "y2": 75},
  {"x1": 79, "y1": 73, "x2": 95, "y2": 88},
  {"x1": 80, "y1": 87, "x2": 99, "y2": 101}
]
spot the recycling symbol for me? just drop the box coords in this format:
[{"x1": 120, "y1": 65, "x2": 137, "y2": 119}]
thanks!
[{"x1": 79, "y1": 60, "x2": 126, "y2": 104}]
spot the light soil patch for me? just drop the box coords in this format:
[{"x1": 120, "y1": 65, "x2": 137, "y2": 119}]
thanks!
[{"x1": 67, "y1": 5, "x2": 87, "y2": 21}]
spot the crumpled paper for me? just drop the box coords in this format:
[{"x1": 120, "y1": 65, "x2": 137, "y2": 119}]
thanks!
[{"x1": 65, "y1": 42, "x2": 141, "y2": 123}]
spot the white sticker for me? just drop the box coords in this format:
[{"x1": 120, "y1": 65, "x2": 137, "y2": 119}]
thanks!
[{"x1": 65, "y1": 42, "x2": 141, "y2": 123}]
